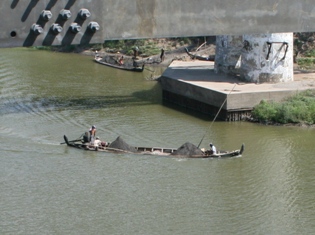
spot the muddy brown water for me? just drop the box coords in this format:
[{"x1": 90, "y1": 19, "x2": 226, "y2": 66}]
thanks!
[{"x1": 1, "y1": 48, "x2": 315, "y2": 235}]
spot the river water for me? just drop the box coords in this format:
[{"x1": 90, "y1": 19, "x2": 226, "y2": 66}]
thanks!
[{"x1": 1, "y1": 48, "x2": 315, "y2": 235}]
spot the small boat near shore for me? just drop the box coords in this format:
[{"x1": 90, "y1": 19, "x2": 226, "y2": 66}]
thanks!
[
  {"x1": 62, "y1": 135, "x2": 244, "y2": 158},
  {"x1": 94, "y1": 57, "x2": 145, "y2": 72},
  {"x1": 185, "y1": 47, "x2": 214, "y2": 61}
]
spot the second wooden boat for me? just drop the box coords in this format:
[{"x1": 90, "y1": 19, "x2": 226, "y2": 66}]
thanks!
[{"x1": 94, "y1": 57, "x2": 145, "y2": 72}]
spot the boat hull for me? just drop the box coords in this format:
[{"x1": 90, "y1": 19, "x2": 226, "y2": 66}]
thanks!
[
  {"x1": 94, "y1": 57, "x2": 144, "y2": 72},
  {"x1": 63, "y1": 135, "x2": 244, "y2": 158},
  {"x1": 185, "y1": 47, "x2": 214, "y2": 61}
]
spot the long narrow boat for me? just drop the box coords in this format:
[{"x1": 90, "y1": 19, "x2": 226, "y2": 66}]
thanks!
[
  {"x1": 94, "y1": 57, "x2": 145, "y2": 72},
  {"x1": 184, "y1": 47, "x2": 214, "y2": 61},
  {"x1": 62, "y1": 135, "x2": 244, "y2": 158}
]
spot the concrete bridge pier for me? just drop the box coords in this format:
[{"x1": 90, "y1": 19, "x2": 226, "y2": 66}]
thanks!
[{"x1": 215, "y1": 33, "x2": 294, "y2": 83}]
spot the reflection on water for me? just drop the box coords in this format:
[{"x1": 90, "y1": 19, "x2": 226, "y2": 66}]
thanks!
[{"x1": 1, "y1": 48, "x2": 315, "y2": 235}]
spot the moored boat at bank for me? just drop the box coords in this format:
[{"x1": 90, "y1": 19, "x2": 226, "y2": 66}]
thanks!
[
  {"x1": 185, "y1": 47, "x2": 214, "y2": 61},
  {"x1": 94, "y1": 57, "x2": 145, "y2": 72}
]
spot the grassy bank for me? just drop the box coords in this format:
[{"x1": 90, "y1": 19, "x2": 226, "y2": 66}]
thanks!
[
  {"x1": 33, "y1": 37, "x2": 202, "y2": 57},
  {"x1": 33, "y1": 33, "x2": 315, "y2": 69},
  {"x1": 101, "y1": 38, "x2": 194, "y2": 57},
  {"x1": 251, "y1": 90, "x2": 315, "y2": 125}
]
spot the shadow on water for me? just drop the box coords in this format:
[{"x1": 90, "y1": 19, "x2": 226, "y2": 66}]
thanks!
[
  {"x1": 0, "y1": 85, "x2": 162, "y2": 115},
  {"x1": 162, "y1": 100, "x2": 214, "y2": 121},
  {"x1": 0, "y1": 80, "x2": 216, "y2": 121},
  {"x1": 0, "y1": 95, "x2": 152, "y2": 115}
]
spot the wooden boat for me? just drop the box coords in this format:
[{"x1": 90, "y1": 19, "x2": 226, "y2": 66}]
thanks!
[
  {"x1": 185, "y1": 47, "x2": 214, "y2": 61},
  {"x1": 94, "y1": 57, "x2": 145, "y2": 72},
  {"x1": 62, "y1": 135, "x2": 244, "y2": 158}
]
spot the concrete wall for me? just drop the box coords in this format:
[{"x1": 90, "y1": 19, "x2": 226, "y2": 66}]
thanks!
[
  {"x1": 241, "y1": 33, "x2": 294, "y2": 83},
  {"x1": 159, "y1": 76, "x2": 228, "y2": 110},
  {"x1": 226, "y1": 90, "x2": 298, "y2": 110},
  {"x1": 1, "y1": 0, "x2": 315, "y2": 47},
  {"x1": 214, "y1": 35, "x2": 243, "y2": 74},
  {"x1": 215, "y1": 33, "x2": 294, "y2": 83}
]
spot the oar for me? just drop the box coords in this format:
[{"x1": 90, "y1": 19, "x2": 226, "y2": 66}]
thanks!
[
  {"x1": 197, "y1": 83, "x2": 237, "y2": 148},
  {"x1": 60, "y1": 138, "x2": 82, "y2": 144},
  {"x1": 60, "y1": 133, "x2": 84, "y2": 144}
]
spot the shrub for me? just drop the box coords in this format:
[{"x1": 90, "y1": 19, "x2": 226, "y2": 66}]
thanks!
[
  {"x1": 305, "y1": 49, "x2": 315, "y2": 57},
  {"x1": 252, "y1": 100, "x2": 278, "y2": 122},
  {"x1": 297, "y1": 57, "x2": 315, "y2": 69},
  {"x1": 252, "y1": 90, "x2": 315, "y2": 125}
]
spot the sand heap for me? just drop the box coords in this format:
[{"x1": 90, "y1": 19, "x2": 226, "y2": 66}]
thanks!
[
  {"x1": 108, "y1": 136, "x2": 137, "y2": 153},
  {"x1": 171, "y1": 142, "x2": 204, "y2": 156}
]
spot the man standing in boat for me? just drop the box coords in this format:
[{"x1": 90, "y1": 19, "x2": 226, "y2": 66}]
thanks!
[
  {"x1": 133, "y1": 58, "x2": 139, "y2": 68},
  {"x1": 133, "y1": 46, "x2": 139, "y2": 59},
  {"x1": 94, "y1": 50, "x2": 99, "y2": 59},
  {"x1": 209, "y1": 143, "x2": 217, "y2": 154},
  {"x1": 118, "y1": 56, "x2": 124, "y2": 65},
  {"x1": 94, "y1": 137, "x2": 101, "y2": 147},
  {"x1": 89, "y1": 125, "x2": 96, "y2": 144}
]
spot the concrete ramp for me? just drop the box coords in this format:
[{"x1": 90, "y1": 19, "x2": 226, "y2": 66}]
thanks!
[{"x1": 160, "y1": 61, "x2": 315, "y2": 120}]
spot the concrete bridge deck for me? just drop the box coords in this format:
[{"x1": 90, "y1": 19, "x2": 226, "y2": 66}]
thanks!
[
  {"x1": 160, "y1": 60, "x2": 315, "y2": 120},
  {"x1": 1, "y1": 0, "x2": 315, "y2": 48}
]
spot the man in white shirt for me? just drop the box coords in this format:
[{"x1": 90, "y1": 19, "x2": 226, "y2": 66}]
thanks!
[
  {"x1": 94, "y1": 137, "x2": 101, "y2": 147},
  {"x1": 209, "y1": 143, "x2": 217, "y2": 155},
  {"x1": 89, "y1": 125, "x2": 96, "y2": 144}
]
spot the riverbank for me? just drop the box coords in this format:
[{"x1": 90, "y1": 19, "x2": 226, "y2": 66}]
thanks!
[
  {"x1": 88, "y1": 38, "x2": 315, "y2": 125},
  {"x1": 81, "y1": 41, "x2": 216, "y2": 67},
  {"x1": 43, "y1": 36, "x2": 315, "y2": 125},
  {"x1": 41, "y1": 34, "x2": 315, "y2": 71},
  {"x1": 249, "y1": 89, "x2": 315, "y2": 126}
]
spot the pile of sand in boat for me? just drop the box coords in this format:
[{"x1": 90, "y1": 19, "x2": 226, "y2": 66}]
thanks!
[{"x1": 109, "y1": 136, "x2": 204, "y2": 156}]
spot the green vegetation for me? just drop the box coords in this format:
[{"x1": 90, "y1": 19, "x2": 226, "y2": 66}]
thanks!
[
  {"x1": 33, "y1": 44, "x2": 82, "y2": 52},
  {"x1": 294, "y1": 33, "x2": 315, "y2": 69},
  {"x1": 304, "y1": 49, "x2": 315, "y2": 57},
  {"x1": 33, "y1": 46, "x2": 52, "y2": 51},
  {"x1": 32, "y1": 37, "x2": 197, "y2": 56},
  {"x1": 32, "y1": 33, "x2": 315, "y2": 67},
  {"x1": 297, "y1": 57, "x2": 315, "y2": 69},
  {"x1": 296, "y1": 49, "x2": 315, "y2": 69},
  {"x1": 32, "y1": 33, "x2": 315, "y2": 66},
  {"x1": 252, "y1": 90, "x2": 315, "y2": 125},
  {"x1": 102, "y1": 38, "x2": 193, "y2": 57}
]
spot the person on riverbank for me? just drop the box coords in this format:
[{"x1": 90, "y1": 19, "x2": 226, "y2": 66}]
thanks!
[{"x1": 160, "y1": 48, "x2": 165, "y2": 62}]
